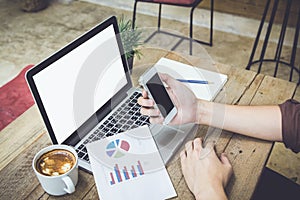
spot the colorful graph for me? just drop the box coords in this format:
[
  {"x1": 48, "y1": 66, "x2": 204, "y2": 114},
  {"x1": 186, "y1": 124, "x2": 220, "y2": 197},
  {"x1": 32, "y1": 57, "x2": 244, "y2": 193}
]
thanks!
[
  {"x1": 109, "y1": 160, "x2": 145, "y2": 185},
  {"x1": 106, "y1": 139, "x2": 130, "y2": 158}
]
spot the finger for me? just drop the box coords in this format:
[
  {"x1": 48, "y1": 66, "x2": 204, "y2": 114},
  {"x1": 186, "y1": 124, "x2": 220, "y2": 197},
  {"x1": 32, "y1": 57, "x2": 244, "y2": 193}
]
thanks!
[
  {"x1": 149, "y1": 116, "x2": 164, "y2": 124},
  {"x1": 199, "y1": 141, "x2": 215, "y2": 159},
  {"x1": 193, "y1": 138, "x2": 203, "y2": 153},
  {"x1": 137, "y1": 97, "x2": 154, "y2": 107},
  {"x1": 140, "y1": 107, "x2": 160, "y2": 117},
  {"x1": 220, "y1": 153, "x2": 233, "y2": 186},
  {"x1": 180, "y1": 150, "x2": 187, "y2": 170},
  {"x1": 180, "y1": 150, "x2": 187, "y2": 159},
  {"x1": 220, "y1": 153, "x2": 232, "y2": 167},
  {"x1": 185, "y1": 140, "x2": 193, "y2": 156},
  {"x1": 142, "y1": 90, "x2": 148, "y2": 98}
]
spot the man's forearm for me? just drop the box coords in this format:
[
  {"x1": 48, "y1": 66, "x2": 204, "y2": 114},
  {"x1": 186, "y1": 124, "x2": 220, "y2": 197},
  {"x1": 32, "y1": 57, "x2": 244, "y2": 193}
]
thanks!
[{"x1": 197, "y1": 100, "x2": 282, "y2": 141}]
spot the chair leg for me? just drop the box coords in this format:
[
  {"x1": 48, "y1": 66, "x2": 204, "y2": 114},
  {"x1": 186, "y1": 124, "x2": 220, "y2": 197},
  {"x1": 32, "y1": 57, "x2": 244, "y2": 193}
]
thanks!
[
  {"x1": 158, "y1": 3, "x2": 162, "y2": 32},
  {"x1": 189, "y1": 7, "x2": 196, "y2": 55},
  {"x1": 132, "y1": 0, "x2": 138, "y2": 29},
  {"x1": 290, "y1": 6, "x2": 300, "y2": 83},
  {"x1": 210, "y1": 0, "x2": 214, "y2": 46},
  {"x1": 246, "y1": 0, "x2": 271, "y2": 70},
  {"x1": 189, "y1": 0, "x2": 214, "y2": 54},
  {"x1": 257, "y1": 0, "x2": 279, "y2": 74},
  {"x1": 273, "y1": 0, "x2": 291, "y2": 77},
  {"x1": 134, "y1": 0, "x2": 214, "y2": 52}
]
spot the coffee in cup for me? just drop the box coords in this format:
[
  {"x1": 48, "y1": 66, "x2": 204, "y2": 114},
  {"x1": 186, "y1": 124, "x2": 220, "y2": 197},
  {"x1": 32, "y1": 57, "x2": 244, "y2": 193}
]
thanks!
[
  {"x1": 36, "y1": 149, "x2": 76, "y2": 176},
  {"x1": 32, "y1": 145, "x2": 78, "y2": 196}
]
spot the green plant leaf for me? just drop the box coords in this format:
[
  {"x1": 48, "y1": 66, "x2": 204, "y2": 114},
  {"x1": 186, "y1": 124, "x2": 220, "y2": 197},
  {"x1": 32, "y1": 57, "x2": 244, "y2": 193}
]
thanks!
[{"x1": 118, "y1": 15, "x2": 143, "y2": 60}]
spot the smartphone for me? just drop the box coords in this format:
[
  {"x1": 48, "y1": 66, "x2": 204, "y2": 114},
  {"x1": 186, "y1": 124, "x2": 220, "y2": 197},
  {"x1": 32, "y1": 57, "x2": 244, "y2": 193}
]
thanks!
[{"x1": 139, "y1": 67, "x2": 177, "y2": 124}]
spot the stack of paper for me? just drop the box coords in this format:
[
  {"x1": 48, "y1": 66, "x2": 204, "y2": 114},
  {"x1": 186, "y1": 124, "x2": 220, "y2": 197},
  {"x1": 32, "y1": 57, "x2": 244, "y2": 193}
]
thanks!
[
  {"x1": 87, "y1": 125, "x2": 177, "y2": 200},
  {"x1": 154, "y1": 58, "x2": 227, "y2": 101}
]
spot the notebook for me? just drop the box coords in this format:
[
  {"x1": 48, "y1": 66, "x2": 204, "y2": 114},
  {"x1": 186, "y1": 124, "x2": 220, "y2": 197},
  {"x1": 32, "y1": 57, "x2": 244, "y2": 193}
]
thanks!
[
  {"x1": 26, "y1": 16, "x2": 197, "y2": 172},
  {"x1": 154, "y1": 58, "x2": 228, "y2": 101}
]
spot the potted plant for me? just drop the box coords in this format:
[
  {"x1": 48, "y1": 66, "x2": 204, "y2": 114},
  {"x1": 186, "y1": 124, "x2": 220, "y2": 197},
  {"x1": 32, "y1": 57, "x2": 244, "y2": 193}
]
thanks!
[{"x1": 118, "y1": 15, "x2": 143, "y2": 73}]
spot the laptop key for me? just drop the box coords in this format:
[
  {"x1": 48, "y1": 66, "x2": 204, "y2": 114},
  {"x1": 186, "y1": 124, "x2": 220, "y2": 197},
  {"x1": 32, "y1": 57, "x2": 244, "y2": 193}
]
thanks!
[
  {"x1": 131, "y1": 98, "x2": 137, "y2": 103},
  {"x1": 106, "y1": 133, "x2": 114, "y2": 137},
  {"x1": 107, "y1": 123, "x2": 114, "y2": 128},
  {"x1": 96, "y1": 131, "x2": 105, "y2": 137},
  {"x1": 88, "y1": 134, "x2": 94, "y2": 139},
  {"x1": 132, "y1": 106, "x2": 139, "y2": 112},
  {"x1": 135, "y1": 120, "x2": 143, "y2": 126},
  {"x1": 110, "y1": 127, "x2": 118, "y2": 133},
  {"x1": 122, "y1": 124, "x2": 130, "y2": 130},
  {"x1": 128, "y1": 110, "x2": 135, "y2": 115},
  {"x1": 135, "y1": 112, "x2": 141, "y2": 117},
  {"x1": 83, "y1": 154, "x2": 89, "y2": 162},
  {"x1": 131, "y1": 124, "x2": 138, "y2": 129},
  {"x1": 139, "y1": 116, "x2": 148, "y2": 121},
  {"x1": 110, "y1": 118, "x2": 117, "y2": 124},
  {"x1": 102, "y1": 127, "x2": 109, "y2": 133},
  {"x1": 126, "y1": 120, "x2": 134, "y2": 125},
  {"x1": 123, "y1": 106, "x2": 130, "y2": 111},
  {"x1": 115, "y1": 115, "x2": 122, "y2": 120},
  {"x1": 78, "y1": 151, "x2": 85, "y2": 158},
  {"x1": 115, "y1": 123, "x2": 122, "y2": 128},
  {"x1": 119, "y1": 119, "x2": 127, "y2": 124},
  {"x1": 131, "y1": 115, "x2": 138, "y2": 121},
  {"x1": 108, "y1": 116, "x2": 113, "y2": 120},
  {"x1": 124, "y1": 115, "x2": 130, "y2": 120}
]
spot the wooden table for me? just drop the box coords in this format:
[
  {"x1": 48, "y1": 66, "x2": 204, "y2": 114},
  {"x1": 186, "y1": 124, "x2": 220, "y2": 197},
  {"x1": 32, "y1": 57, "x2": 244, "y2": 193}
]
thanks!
[{"x1": 0, "y1": 48, "x2": 299, "y2": 200}]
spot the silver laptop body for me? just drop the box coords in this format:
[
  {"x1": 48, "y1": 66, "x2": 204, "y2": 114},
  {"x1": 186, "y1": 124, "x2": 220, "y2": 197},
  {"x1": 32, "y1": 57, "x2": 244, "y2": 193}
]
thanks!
[{"x1": 26, "y1": 16, "x2": 197, "y2": 172}]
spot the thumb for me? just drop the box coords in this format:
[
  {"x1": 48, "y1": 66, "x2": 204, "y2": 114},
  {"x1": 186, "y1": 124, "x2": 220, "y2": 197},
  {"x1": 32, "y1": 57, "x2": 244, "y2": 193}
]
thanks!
[
  {"x1": 220, "y1": 153, "x2": 232, "y2": 167},
  {"x1": 159, "y1": 73, "x2": 178, "y2": 88},
  {"x1": 220, "y1": 153, "x2": 233, "y2": 187}
]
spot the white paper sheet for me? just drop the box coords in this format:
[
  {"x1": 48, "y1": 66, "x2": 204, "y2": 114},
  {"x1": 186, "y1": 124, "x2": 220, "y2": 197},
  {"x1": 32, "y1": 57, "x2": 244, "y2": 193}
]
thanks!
[
  {"x1": 154, "y1": 58, "x2": 228, "y2": 101},
  {"x1": 87, "y1": 126, "x2": 177, "y2": 200}
]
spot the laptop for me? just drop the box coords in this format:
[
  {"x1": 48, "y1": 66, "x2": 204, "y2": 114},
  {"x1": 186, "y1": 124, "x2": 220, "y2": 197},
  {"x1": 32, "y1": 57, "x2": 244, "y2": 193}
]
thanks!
[{"x1": 26, "y1": 16, "x2": 197, "y2": 172}]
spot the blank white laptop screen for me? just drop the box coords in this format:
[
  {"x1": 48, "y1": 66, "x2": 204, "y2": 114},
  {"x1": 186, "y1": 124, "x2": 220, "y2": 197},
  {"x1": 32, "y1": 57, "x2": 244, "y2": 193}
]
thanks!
[{"x1": 32, "y1": 25, "x2": 127, "y2": 144}]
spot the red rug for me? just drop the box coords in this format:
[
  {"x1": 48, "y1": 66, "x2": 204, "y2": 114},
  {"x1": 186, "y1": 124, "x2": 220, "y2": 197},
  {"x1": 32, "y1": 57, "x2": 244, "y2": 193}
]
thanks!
[{"x1": 0, "y1": 65, "x2": 35, "y2": 131}]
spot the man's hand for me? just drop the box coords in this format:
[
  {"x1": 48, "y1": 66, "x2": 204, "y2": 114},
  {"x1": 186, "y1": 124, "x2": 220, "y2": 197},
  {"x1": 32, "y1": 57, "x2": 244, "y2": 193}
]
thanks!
[
  {"x1": 180, "y1": 138, "x2": 233, "y2": 200},
  {"x1": 138, "y1": 73, "x2": 198, "y2": 125}
]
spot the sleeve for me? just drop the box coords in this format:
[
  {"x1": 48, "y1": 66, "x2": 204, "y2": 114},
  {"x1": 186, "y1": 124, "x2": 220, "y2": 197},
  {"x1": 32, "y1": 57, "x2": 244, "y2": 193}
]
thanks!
[{"x1": 279, "y1": 99, "x2": 300, "y2": 153}]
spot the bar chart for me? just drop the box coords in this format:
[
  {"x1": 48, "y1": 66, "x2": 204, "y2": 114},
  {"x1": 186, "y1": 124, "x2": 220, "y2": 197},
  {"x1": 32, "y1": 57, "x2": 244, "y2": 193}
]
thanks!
[{"x1": 109, "y1": 160, "x2": 145, "y2": 185}]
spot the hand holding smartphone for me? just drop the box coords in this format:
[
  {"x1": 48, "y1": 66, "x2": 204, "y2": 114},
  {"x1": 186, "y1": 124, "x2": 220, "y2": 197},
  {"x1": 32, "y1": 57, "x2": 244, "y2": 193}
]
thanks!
[{"x1": 139, "y1": 67, "x2": 177, "y2": 125}]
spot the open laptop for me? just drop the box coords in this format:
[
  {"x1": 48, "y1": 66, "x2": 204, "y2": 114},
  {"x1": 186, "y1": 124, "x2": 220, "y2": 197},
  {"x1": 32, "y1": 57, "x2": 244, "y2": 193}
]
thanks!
[{"x1": 26, "y1": 16, "x2": 197, "y2": 172}]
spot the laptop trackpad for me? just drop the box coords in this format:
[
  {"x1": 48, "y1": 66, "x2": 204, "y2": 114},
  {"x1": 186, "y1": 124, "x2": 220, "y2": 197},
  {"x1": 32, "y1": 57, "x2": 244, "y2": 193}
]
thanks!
[
  {"x1": 150, "y1": 124, "x2": 196, "y2": 164},
  {"x1": 150, "y1": 124, "x2": 182, "y2": 147}
]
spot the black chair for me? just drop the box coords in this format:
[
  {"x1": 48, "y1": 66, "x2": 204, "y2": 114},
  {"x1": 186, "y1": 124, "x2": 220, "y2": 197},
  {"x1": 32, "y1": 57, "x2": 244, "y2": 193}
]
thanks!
[
  {"x1": 132, "y1": 0, "x2": 214, "y2": 55},
  {"x1": 252, "y1": 167, "x2": 300, "y2": 200},
  {"x1": 246, "y1": 0, "x2": 300, "y2": 84}
]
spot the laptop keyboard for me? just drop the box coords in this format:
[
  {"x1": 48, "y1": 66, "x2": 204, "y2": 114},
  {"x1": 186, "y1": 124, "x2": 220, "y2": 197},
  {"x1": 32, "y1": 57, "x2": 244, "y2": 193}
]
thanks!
[{"x1": 76, "y1": 91, "x2": 150, "y2": 163}]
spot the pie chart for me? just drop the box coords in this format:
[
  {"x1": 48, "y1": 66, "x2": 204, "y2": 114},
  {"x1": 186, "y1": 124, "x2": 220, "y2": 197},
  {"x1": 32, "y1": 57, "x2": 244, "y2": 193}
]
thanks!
[{"x1": 106, "y1": 139, "x2": 130, "y2": 158}]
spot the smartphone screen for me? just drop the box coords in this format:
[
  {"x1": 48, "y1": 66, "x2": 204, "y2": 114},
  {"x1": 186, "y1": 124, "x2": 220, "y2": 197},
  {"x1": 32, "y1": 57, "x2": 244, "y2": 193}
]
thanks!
[{"x1": 146, "y1": 73, "x2": 174, "y2": 118}]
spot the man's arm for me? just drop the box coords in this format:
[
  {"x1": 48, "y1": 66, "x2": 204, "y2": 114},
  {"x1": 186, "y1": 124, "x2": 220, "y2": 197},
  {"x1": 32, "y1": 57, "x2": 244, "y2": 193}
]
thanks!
[{"x1": 197, "y1": 100, "x2": 282, "y2": 141}]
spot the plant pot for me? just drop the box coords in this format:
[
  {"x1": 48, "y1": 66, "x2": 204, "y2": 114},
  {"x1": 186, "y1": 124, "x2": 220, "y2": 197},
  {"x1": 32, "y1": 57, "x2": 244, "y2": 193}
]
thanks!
[{"x1": 127, "y1": 55, "x2": 134, "y2": 74}]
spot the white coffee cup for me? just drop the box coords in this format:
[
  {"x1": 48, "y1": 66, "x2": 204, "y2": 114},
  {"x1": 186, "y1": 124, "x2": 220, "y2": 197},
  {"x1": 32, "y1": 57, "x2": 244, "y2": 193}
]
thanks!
[{"x1": 32, "y1": 144, "x2": 78, "y2": 196}]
